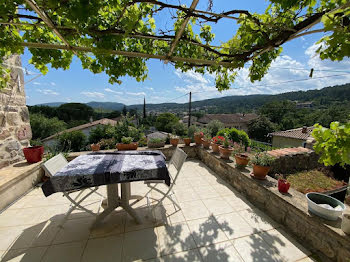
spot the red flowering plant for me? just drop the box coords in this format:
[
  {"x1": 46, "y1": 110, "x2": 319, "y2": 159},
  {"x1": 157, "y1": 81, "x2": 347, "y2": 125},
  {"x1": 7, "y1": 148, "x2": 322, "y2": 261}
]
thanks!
[
  {"x1": 211, "y1": 136, "x2": 225, "y2": 145},
  {"x1": 221, "y1": 133, "x2": 233, "y2": 148}
]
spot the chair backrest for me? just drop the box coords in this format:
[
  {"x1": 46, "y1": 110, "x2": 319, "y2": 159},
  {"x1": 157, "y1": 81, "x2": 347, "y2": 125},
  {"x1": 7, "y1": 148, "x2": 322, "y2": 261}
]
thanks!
[
  {"x1": 42, "y1": 153, "x2": 68, "y2": 177},
  {"x1": 168, "y1": 147, "x2": 187, "y2": 183}
]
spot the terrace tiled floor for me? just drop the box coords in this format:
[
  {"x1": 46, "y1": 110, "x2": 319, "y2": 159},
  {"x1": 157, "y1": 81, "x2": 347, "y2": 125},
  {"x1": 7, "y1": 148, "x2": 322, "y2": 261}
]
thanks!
[{"x1": 0, "y1": 160, "x2": 316, "y2": 262}]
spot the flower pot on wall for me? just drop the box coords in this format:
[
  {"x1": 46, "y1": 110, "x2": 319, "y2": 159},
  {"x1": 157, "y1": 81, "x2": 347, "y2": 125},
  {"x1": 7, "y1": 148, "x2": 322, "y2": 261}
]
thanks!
[
  {"x1": 170, "y1": 138, "x2": 179, "y2": 147},
  {"x1": 278, "y1": 179, "x2": 290, "y2": 193},
  {"x1": 116, "y1": 142, "x2": 138, "y2": 151},
  {"x1": 23, "y1": 146, "x2": 44, "y2": 163},
  {"x1": 234, "y1": 153, "x2": 249, "y2": 167},
  {"x1": 211, "y1": 143, "x2": 220, "y2": 153},
  {"x1": 201, "y1": 138, "x2": 211, "y2": 149},
  {"x1": 91, "y1": 143, "x2": 100, "y2": 151},
  {"x1": 219, "y1": 146, "x2": 234, "y2": 160},
  {"x1": 252, "y1": 165, "x2": 270, "y2": 179},
  {"x1": 184, "y1": 138, "x2": 191, "y2": 146},
  {"x1": 194, "y1": 133, "x2": 203, "y2": 145}
]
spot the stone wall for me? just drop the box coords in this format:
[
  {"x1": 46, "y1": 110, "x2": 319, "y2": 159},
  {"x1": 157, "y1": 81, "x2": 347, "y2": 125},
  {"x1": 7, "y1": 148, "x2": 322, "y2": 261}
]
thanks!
[
  {"x1": 267, "y1": 147, "x2": 321, "y2": 176},
  {"x1": 0, "y1": 55, "x2": 32, "y2": 169}
]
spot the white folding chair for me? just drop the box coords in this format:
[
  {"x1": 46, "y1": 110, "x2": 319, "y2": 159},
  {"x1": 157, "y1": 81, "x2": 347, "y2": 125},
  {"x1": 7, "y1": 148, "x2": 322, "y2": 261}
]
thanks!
[
  {"x1": 144, "y1": 147, "x2": 187, "y2": 213},
  {"x1": 42, "y1": 153, "x2": 104, "y2": 227}
]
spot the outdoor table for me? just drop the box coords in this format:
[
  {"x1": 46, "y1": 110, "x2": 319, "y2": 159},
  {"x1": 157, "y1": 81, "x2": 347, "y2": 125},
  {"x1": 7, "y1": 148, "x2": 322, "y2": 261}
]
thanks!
[{"x1": 41, "y1": 150, "x2": 170, "y2": 226}]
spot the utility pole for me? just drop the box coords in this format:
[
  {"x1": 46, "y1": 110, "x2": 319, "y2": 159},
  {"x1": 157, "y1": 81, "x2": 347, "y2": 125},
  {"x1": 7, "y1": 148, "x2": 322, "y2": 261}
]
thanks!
[
  {"x1": 188, "y1": 92, "x2": 192, "y2": 128},
  {"x1": 143, "y1": 96, "x2": 146, "y2": 119}
]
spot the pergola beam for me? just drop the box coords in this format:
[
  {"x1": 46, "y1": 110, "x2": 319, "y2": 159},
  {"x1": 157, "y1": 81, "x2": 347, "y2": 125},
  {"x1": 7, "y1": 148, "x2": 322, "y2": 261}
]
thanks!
[
  {"x1": 24, "y1": 0, "x2": 75, "y2": 53},
  {"x1": 21, "y1": 42, "x2": 234, "y2": 67},
  {"x1": 166, "y1": 0, "x2": 199, "y2": 59}
]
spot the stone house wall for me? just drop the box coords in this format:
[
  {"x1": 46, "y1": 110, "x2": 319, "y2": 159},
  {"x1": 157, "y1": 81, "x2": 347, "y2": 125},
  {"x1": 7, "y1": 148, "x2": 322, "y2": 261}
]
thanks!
[{"x1": 0, "y1": 55, "x2": 32, "y2": 169}]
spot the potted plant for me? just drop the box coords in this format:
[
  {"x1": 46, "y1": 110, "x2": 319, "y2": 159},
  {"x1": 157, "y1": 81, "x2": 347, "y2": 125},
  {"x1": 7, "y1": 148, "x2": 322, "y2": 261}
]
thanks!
[
  {"x1": 147, "y1": 138, "x2": 165, "y2": 148},
  {"x1": 201, "y1": 133, "x2": 212, "y2": 149},
  {"x1": 211, "y1": 135, "x2": 224, "y2": 153},
  {"x1": 233, "y1": 142, "x2": 250, "y2": 167},
  {"x1": 170, "y1": 134, "x2": 179, "y2": 147},
  {"x1": 251, "y1": 152, "x2": 275, "y2": 179},
  {"x1": 218, "y1": 134, "x2": 234, "y2": 160},
  {"x1": 183, "y1": 137, "x2": 191, "y2": 146},
  {"x1": 90, "y1": 143, "x2": 100, "y2": 152},
  {"x1": 23, "y1": 145, "x2": 44, "y2": 163},
  {"x1": 277, "y1": 175, "x2": 290, "y2": 193},
  {"x1": 116, "y1": 136, "x2": 138, "y2": 151},
  {"x1": 194, "y1": 131, "x2": 204, "y2": 146}
]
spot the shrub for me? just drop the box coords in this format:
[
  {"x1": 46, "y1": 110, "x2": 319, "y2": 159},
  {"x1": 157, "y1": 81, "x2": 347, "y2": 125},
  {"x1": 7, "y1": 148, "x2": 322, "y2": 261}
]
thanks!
[
  {"x1": 138, "y1": 136, "x2": 147, "y2": 147},
  {"x1": 149, "y1": 138, "x2": 164, "y2": 143},
  {"x1": 207, "y1": 120, "x2": 224, "y2": 137},
  {"x1": 30, "y1": 113, "x2": 66, "y2": 140},
  {"x1": 188, "y1": 125, "x2": 198, "y2": 140},
  {"x1": 172, "y1": 122, "x2": 187, "y2": 136},
  {"x1": 155, "y1": 113, "x2": 179, "y2": 133},
  {"x1": 58, "y1": 130, "x2": 87, "y2": 152},
  {"x1": 217, "y1": 128, "x2": 250, "y2": 147}
]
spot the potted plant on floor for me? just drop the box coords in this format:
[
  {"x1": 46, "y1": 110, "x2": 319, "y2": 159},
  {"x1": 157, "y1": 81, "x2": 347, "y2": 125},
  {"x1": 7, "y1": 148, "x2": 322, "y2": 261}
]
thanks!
[
  {"x1": 194, "y1": 131, "x2": 204, "y2": 146},
  {"x1": 23, "y1": 145, "x2": 44, "y2": 163},
  {"x1": 90, "y1": 143, "x2": 100, "y2": 151},
  {"x1": 233, "y1": 142, "x2": 250, "y2": 167},
  {"x1": 116, "y1": 136, "x2": 138, "y2": 151},
  {"x1": 201, "y1": 133, "x2": 212, "y2": 149},
  {"x1": 147, "y1": 138, "x2": 165, "y2": 148},
  {"x1": 170, "y1": 134, "x2": 179, "y2": 147},
  {"x1": 211, "y1": 135, "x2": 224, "y2": 153},
  {"x1": 251, "y1": 152, "x2": 275, "y2": 179},
  {"x1": 219, "y1": 133, "x2": 234, "y2": 160}
]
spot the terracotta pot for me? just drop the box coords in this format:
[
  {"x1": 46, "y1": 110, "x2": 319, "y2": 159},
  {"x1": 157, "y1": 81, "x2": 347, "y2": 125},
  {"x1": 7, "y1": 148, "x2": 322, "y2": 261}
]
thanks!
[
  {"x1": 201, "y1": 138, "x2": 211, "y2": 149},
  {"x1": 91, "y1": 143, "x2": 100, "y2": 151},
  {"x1": 219, "y1": 146, "x2": 234, "y2": 160},
  {"x1": 211, "y1": 143, "x2": 220, "y2": 153},
  {"x1": 23, "y1": 146, "x2": 44, "y2": 163},
  {"x1": 194, "y1": 134, "x2": 203, "y2": 145},
  {"x1": 234, "y1": 153, "x2": 249, "y2": 166},
  {"x1": 278, "y1": 178, "x2": 290, "y2": 193},
  {"x1": 170, "y1": 138, "x2": 179, "y2": 147},
  {"x1": 184, "y1": 138, "x2": 191, "y2": 146},
  {"x1": 252, "y1": 165, "x2": 270, "y2": 179},
  {"x1": 116, "y1": 142, "x2": 138, "y2": 151}
]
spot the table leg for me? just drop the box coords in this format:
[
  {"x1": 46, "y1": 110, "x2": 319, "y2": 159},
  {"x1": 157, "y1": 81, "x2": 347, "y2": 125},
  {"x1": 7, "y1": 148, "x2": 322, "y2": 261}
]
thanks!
[
  {"x1": 92, "y1": 184, "x2": 120, "y2": 228},
  {"x1": 121, "y1": 183, "x2": 142, "y2": 224}
]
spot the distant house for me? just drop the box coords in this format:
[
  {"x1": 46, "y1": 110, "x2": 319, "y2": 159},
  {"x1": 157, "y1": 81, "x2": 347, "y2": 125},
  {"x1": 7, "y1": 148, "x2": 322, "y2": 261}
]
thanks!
[
  {"x1": 196, "y1": 113, "x2": 258, "y2": 132},
  {"x1": 294, "y1": 101, "x2": 313, "y2": 109},
  {"x1": 42, "y1": 118, "x2": 118, "y2": 147},
  {"x1": 269, "y1": 126, "x2": 314, "y2": 148}
]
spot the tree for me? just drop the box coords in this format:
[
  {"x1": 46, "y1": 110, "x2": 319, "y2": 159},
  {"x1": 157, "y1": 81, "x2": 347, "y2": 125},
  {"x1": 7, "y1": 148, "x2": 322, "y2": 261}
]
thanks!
[
  {"x1": 56, "y1": 103, "x2": 94, "y2": 123},
  {"x1": 1, "y1": 1, "x2": 349, "y2": 90},
  {"x1": 155, "y1": 113, "x2": 179, "y2": 133},
  {"x1": 122, "y1": 106, "x2": 127, "y2": 116},
  {"x1": 248, "y1": 116, "x2": 277, "y2": 142},
  {"x1": 30, "y1": 113, "x2": 66, "y2": 140},
  {"x1": 58, "y1": 130, "x2": 87, "y2": 152},
  {"x1": 207, "y1": 120, "x2": 224, "y2": 137}
]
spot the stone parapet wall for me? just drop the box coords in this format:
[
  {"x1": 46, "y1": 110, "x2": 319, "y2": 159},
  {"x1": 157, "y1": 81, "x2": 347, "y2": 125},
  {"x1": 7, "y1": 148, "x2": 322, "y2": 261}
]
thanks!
[
  {"x1": 267, "y1": 147, "x2": 321, "y2": 176},
  {"x1": 0, "y1": 55, "x2": 32, "y2": 169}
]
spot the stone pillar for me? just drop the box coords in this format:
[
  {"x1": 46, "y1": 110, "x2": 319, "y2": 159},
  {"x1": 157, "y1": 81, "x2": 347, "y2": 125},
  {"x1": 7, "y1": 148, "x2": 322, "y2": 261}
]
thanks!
[{"x1": 0, "y1": 55, "x2": 32, "y2": 169}]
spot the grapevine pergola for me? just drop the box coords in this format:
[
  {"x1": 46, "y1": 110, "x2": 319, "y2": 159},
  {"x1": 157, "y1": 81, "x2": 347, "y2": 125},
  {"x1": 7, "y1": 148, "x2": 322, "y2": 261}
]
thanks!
[{"x1": 1, "y1": 0, "x2": 350, "y2": 90}]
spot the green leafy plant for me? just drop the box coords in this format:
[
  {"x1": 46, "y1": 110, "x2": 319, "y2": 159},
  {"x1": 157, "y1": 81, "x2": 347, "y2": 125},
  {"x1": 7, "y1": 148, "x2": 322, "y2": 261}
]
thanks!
[
  {"x1": 312, "y1": 121, "x2": 350, "y2": 167},
  {"x1": 170, "y1": 134, "x2": 179, "y2": 139},
  {"x1": 99, "y1": 138, "x2": 116, "y2": 150},
  {"x1": 58, "y1": 130, "x2": 87, "y2": 152},
  {"x1": 207, "y1": 120, "x2": 224, "y2": 137},
  {"x1": 149, "y1": 138, "x2": 164, "y2": 144},
  {"x1": 251, "y1": 152, "x2": 275, "y2": 166},
  {"x1": 121, "y1": 136, "x2": 133, "y2": 144},
  {"x1": 222, "y1": 133, "x2": 232, "y2": 148},
  {"x1": 217, "y1": 128, "x2": 250, "y2": 147}
]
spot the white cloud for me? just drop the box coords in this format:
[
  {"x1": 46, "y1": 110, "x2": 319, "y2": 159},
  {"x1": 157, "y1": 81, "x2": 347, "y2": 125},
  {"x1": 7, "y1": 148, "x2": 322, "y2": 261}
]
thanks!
[
  {"x1": 36, "y1": 89, "x2": 59, "y2": 95},
  {"x1": 175, "y1": 69, "x2": 209, "y2": 84},
  {"x1": 145, "y1": 87, "x2": 154, "y2": 91},
  {"x1": 32, "y1": 82, "x2": 41, "y2": 85},
  {"x1": 50, "y1": 82, "x2": 56, "y2": 86},
  {"x1": 126, "y1": 92, "x2": 146, "y2": 96},
  {"x1": 105, "y1": 88, "x2": 123, "y2": 94},
  {"x1": 81, "y1": 91, "x2": 105, "y2": 98}
]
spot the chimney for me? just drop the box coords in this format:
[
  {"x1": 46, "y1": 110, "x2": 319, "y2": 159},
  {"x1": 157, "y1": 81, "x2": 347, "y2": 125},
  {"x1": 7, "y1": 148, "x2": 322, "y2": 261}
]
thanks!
[{"x1": 302, "y1": 126, "x2": 308, "y2": 133}]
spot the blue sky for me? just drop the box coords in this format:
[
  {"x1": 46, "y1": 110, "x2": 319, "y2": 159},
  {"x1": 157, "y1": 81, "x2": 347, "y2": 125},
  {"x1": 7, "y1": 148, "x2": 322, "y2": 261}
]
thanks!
[{"x1": 21, "y1": 0, "x2": 350, "y2": 106}]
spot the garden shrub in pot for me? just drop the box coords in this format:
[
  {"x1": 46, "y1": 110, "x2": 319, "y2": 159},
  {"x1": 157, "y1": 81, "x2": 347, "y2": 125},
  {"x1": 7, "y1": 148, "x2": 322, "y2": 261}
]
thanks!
[{"x1": 251, "y1": 152, "x2": 275, "y2": 179}]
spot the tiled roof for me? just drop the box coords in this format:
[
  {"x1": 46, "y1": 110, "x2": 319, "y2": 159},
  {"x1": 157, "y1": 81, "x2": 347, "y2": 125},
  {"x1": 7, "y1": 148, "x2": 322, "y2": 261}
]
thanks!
[
  {"x1": 270, "y1": 126, "x2": 314, "y2": 140},
  {"x1": 42, "y1": 118, "x2": 117, "y2": 141},
  {"x1": 197, "y1": 113, "x2": 258, "y2": 124}
]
